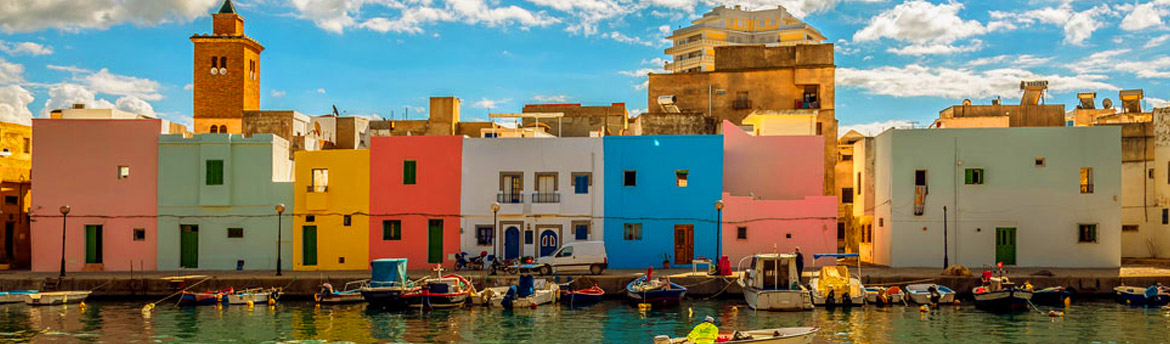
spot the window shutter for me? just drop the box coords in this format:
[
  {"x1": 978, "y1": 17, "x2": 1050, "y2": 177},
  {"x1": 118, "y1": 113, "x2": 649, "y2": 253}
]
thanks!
[{"x1": 964, "y1": 169, "x2": 973, "y2": 184}]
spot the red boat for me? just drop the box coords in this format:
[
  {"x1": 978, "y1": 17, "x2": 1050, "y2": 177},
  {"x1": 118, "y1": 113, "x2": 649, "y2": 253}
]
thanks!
[
  {"x1": 177, "y1": 288, "x2": 234, "y2": 307},
  {"x1": 561, "y1": 284, "x2": 605, "y2": 305}
]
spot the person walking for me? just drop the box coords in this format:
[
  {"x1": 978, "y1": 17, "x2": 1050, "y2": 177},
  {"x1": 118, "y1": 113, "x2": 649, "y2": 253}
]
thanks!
[{"x1": 794, "y1": 246, "x2": 804, "y2": 284}]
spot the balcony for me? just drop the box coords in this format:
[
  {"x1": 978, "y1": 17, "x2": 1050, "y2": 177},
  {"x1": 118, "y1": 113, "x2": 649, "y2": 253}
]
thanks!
[
  {"x1": 665, "y1": 39, "x2": 729, "y2": 55},
  {"x1": 531, "y1": 193, "x2": 560, "y2": 204},
  {"x1": 665, "y1": 55, "x2": 714, "y2": 73},
  {"x1": 497, "y1": 193, "x2": 523, "y2": 204}
]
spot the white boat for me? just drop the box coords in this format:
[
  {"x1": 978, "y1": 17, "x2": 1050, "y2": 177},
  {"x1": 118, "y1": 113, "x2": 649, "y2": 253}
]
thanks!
[
  {"x1": 0, "y1": 290, "x2": 37, "y2": 304},
  {"x1": 481, "y1": 276, "x2": 559, "y2": 309},
  {"x1": 808, "y1": 253, "x2": 865, "y2": 307},
  {"x1": 653, "y1": 327, "x2": 818, "y2": 344},
  {"x1": 905, "y1": 284, "x2": 956, "y2": 305},
  {"x1": 863, "y1": 286, "x2": 905, "y2": 305},
  {"x1": 738, "y1": 254, "x2": 812, "y2": 311},
  {"x1": 26, "y1": 291, "x2": 91, "y2": 306},
  {"x1": 227, "y1": 288, "x2": 279, "y2": 305}
]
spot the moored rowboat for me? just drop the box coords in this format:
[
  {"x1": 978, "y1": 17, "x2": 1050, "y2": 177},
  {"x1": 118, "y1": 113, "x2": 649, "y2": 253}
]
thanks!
[
  {"x1": 653, "y1": 327, "x2": 818, "y2": 344},
  {"x1": 0, "y1": 290, "x2": 37, "y2": 304},
  {"x1": 26, "y1": 291, "x2": 91, "y2": 306}
]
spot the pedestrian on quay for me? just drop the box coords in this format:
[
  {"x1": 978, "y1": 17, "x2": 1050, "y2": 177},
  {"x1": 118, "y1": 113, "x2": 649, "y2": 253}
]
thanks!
[{"x1": 794, "y1": 246, "x2": 804, "y2": 284}]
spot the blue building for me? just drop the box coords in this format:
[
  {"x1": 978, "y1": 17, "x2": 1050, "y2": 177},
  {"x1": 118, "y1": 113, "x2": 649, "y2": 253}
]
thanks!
[{"x1": 603, "y1": 135, "x2": 723, "y2": 269}]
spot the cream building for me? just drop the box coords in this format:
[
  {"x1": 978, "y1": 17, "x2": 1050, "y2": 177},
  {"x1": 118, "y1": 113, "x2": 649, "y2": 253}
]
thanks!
[{"x1": 664, "y1": 5, "x2": 825, "y2": 73}]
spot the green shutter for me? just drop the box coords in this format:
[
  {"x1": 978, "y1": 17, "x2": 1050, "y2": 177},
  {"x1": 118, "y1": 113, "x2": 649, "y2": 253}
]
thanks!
[
  {"x1": 403, "y1": 160, "x2": 416, "y2": 185},
  {"x1": 964, "y1": 169, "x2": 973, "y2": 184},
  {"x1": 428, "y1": 220, "x2": 443, "y2": 264},
  {"x1": 206, "y1": 160, "x2": 224, "y2": 185},
  {"x1": 85, "y1": 225, "x2": 102, "y2": 264},
  {"x1": 302, "y1": 226, "x2": 317, "y2": 266}
]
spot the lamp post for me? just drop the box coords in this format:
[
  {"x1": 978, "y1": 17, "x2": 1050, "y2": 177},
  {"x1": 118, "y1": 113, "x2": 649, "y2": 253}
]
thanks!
[
  {"x1": 714, "y1": 200, "x2": 724, "y2": 274},
  {"x1": 491, "y1": 202, "x2": 501, "y2": 263},
  {"x1": 58, "y1": 205, "x2": 70, "y2": 277},
  {"x1": 275, "y1": 203, "x2": 285, "y2": 276}
]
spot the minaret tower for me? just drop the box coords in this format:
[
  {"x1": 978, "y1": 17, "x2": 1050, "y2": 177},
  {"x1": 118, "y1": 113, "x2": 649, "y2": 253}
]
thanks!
[{"x1": 190, "y1": 0, "x2": 264, "y2": 134}]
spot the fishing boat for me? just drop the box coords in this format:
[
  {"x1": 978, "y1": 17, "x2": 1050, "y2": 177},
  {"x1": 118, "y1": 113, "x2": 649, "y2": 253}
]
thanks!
[
  {"x1": 1031, "y1": 286, "x2": 1071, "y2": 306},
  {"x1": 0, "y1": 290, "x2": 37, "y2": 304},
  {"x1": 808, "y1": 253, "x2": 864, "y2": 307},
  {"x1": 1115, "y1": 285, "x2": 1170, "y2": 306},
  {"x1": 26, "y1": 291, "x2": 91, "y2": 306},
  {"x1": 737, "y1": 253, "x2": 812, "y2": 311},
  {"x1": 316, "y1": 280, "x2": 368, "y2": 304},
  {"x1": 905, "y1": 284, "x2": 955, "y2": 305},
  {"x1": 560, "y1": 284, "x2": 605, "y2": 305},
  {"x1": 653, "y1": 327, "x2": 819, "y2": 344},
  {"x1": 227, "y1": 287, "x2": 280, "y2": 305},
  {"x1": 864, "y1": 286, "x2": 904, "y2": 306},
  {"x1": 626, "y1": 275, "x2": 686, "y2": 306},
  {"x1": 481, "y1": 275, "x2": 560, "y2": 309},
  {"x1": 177, "y1": 288, "x2": 233, "y2": 307},
  {"x1": 417, "y1": 273, "x2": 475, "y2": 309},
  {"x1": 972, "y1": 270, "x2": 1032, "y2": 313},
  {"x1": 361, "y1": 258, "x2": 423, "y2": 310}
]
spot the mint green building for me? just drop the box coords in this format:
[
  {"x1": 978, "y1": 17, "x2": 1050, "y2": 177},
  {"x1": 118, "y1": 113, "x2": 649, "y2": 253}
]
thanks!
[{"x1": 158, "y1": 133, "x2": 294, "y2": 270}]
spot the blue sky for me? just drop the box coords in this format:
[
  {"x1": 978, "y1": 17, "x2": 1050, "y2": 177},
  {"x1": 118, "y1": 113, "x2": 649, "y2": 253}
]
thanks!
[{"x1": 0, "y1": 0, "x2": 1168, "y2": 135}]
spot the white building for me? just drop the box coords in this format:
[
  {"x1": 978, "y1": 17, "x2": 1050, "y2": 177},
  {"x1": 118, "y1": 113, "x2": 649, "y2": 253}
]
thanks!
[
  {"x1": 873, "y1": 127, "x2": 1122, "y2": 268},
  {"x1": 459, "y1": 137, "x2": 604, "y2": 260}
]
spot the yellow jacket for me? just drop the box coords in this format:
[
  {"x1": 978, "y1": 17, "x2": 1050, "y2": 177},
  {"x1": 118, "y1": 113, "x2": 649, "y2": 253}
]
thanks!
[{"x1": 686, "y1": 322, "x2": 718, "y2": 344}]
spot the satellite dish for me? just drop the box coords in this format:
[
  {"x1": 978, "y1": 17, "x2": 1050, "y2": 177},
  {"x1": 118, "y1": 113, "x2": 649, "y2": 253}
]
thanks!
[
  {"x1": 962, "y1": 99, "x2": 971, "y2": 106},
  {"x1": 1103, "y1": 98, "x2": 1113, "y2": 109},
  {"x1": 210, "y1": 68, "x2": 218, "y2": 75},
  {"x1": 219, "y1": 68, "x2": 227, "y2": 75}
]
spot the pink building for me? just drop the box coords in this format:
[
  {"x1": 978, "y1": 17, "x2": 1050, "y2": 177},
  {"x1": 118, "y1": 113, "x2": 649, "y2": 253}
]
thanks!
[
  {"x1": 31, "y1": 119, "x2": 165, "y2": 272},
  {"x1": 721, "y1": 122, "x2": 837, "y2": 267},
  {"x1": 369, "y1": 136, "x2": 462, "y2": 269}
]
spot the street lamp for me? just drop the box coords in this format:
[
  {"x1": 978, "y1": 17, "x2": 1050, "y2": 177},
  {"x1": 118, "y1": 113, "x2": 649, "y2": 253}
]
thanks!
[
  {"x1": 275, "y1": 203, "x2": 285, "y2": 276},
  {"x1": 58, "y1": 205, "x2": 70, "y2": 277},
  {"x1": 714, "y1": 200, "x2": 724, "y2": 274},
  {"x1": 491, "y1": 202, "x2": 501, "y2": 265}
]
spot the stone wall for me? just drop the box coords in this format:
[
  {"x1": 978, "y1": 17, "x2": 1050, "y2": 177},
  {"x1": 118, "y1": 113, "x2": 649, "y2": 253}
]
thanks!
[
  {"x1": 521, "y1": 103, "x2": 628, "y2": 137},
  {"x1": 713, "y1": 43, "x2": 834, "y2": 71},
  {"x1": 631, "y1": 112, "x2": 718, "y2": 135}
]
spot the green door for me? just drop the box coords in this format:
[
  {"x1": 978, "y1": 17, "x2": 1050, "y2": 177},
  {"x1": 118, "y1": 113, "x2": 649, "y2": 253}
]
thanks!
[
  {"x1": 84, "y1": 225, "x2": 102, "y2": 264},
  {"x1": 428, "y1": 219, "x2": 443, "y2": 264},
  {"x1": 180, "y1": 225, "x2": 198, "y2": 269},
  {"x1": 995, "y1": 227, "x2": 1016, "y2": 265},
  {"x1": 302, "y1": 226, "x2": 318, "y2": 266}
]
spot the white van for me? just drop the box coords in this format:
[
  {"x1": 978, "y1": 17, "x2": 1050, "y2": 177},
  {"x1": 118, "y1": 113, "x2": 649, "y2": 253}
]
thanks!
[{"x1": 534, "y1": 241, "x2": 608, "y2": 275}]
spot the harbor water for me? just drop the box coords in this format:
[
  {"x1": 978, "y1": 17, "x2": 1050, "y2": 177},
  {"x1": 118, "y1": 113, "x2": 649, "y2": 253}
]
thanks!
[{"x1": 2, "y1": 299, "x2": 1170, "y2": 343}]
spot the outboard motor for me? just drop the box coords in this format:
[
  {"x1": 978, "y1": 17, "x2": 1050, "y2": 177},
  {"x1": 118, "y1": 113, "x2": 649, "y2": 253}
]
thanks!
[
  {"x1": 826, "y1": 290, "x2": 836, "y2": 306},
  {"x1": 842, "y1": 292, "x2": 851, "y2": 306},
  {"x1": 518, "y1": 275, "x2": 535, "y2": 298},
  {"x1": 501, "y1": 285, "x2": 518, "y2": 309},
  {"x1": 928, "y1": 286, "x2": 941, "y2": 304}
]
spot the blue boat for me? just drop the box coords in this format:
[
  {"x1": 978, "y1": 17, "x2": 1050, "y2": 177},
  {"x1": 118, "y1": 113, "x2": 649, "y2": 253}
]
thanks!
[
  {"x1": 361, "y1": 259, "x2": 424, "y2": 310},
  {"x1": 1031, "y1": 286, "x2": 1072, "y2": 306},
  {"x1": 626, "y1": 276, "x2": 686, "y2": 306},
  {"x1": 560, "y1": 284, "x2": 605, "y2": 306},
  {"x1": 0, "y1": 290, "x2": 37, "y2": 304},
  {"x1": 1115, "y1": 285, "x2": 1170, "y2": 306}
]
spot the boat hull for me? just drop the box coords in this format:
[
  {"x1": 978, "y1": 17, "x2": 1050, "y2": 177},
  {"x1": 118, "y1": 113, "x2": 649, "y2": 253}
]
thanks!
[
  {"x1": 484, "y1": 287, "x2": 558, "y2": 309},
  {"x1": 1031, "y1": 288, "x2": 1071, "y2": 306},
  {"x1": 26, "y1": 291, "x2": 90, "y2": 306},
  {"x1": 0, "y1": 291, "x2": 37, "y2": 304},
  {"x1": 361, "y1": 288, "x2": 424, "y2": 310},
  {"x1": 905, "y1": 284, "x2": 956, "y2": 305},
  {"x1": 227, "y1": 292, "x2": 271, "y2": 305},
  {"x1": 561, "y1": 292, "x2": 604, "y2": 305},
  {"x1": 177, "y1": 292, "x2": 228, "y2": 307},
  {"x1": 660, "y1": 327, "x2": 818, "y2": 344},
  {"x1": 626, "y1": 277, "x2": 687, "y2": 306},
  {"x1": 973, "y1": 288, "x2": 1033, "y2": 313},
  {"x1": 316, "y1": 291, "x2": 365, "y2": 304},
  {"x1": 1114, "y1": 286, "x2": 1170, "y2": 306},
  {"x1": 420, "y1": 292, "x2": 470, "y2": 309},
  {"x1": 864, "y1": 291, "x2": 905, "y2": 305},
  {"x1": 744, "y1": 288, "x2": 813, "y2": 311}
]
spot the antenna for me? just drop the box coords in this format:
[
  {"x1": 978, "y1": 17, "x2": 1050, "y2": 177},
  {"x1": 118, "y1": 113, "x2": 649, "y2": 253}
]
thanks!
[
  {"x1": 1103, "y1": 98, "x2": 1113, "y2": 110},
  {"x1": 405, "y1": 106, "x2": 409, "y2": 120},
  {"x1": 332, "y1": 105, "x2": 340, "y2": 117}
]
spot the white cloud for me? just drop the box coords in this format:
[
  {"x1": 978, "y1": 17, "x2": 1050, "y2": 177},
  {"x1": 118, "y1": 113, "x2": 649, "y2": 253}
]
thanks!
[
  {"x1": 183, "y1": 83, "x2": 194, "y2": 91},
  {"x1": 41, "y1": 83, "x2": 113, "y2": 116},
  {"x1": 1147, "y1": 97, "x2": 1170, "y2": 108},
  {"x1": 0, "y1": 0, "x2": 219, "y2": 33},
  {"x1": 886, "y1": 40, "x2": 982, "y2": 55},
  {"x1": 1114, "y1": 56, "x2": 1170, "y2": 79},
  {"x1": 0, "y1": 41, "x2": 52, "y2": 56},
  {"x1": 472, "y1": 98, "x2": 510, "y2": 109},
  {"x1": 1067, "y1": 49, "x2": 1170, "y2": 79},
  {"x1": 46, "y1": 64, "x2": 88, "y2": 74},
  {"x1": 1146, "y1": 34, "x2": 1170, "y2": 49},
  {"x1": 854, "y1": 1, "x2": 985, "y2": 44},
  {"x1": 532, "y1": 94, "x2": 570, "y2": 102},
  {"x1": 603, "y1": 31, "x2": 657, "y2": 46},
  {"x1": 0, "y1": 59, "x2": 24, "y2": 84},
  {"x1": 968, "y1": 54, "x2": 1053, "y2": 67},
  {"x1": 838, "y1": 64, "x2": 1117, "y2": 99},
  {"x1": 114, "y1": 96, "x2": 155, "y2": 117},
  {"x1": 0, "y1": 85, "x2": 34, "y2": 125},
  {"x1": 840, "y1": 120, "x2": 916, "y2": 137},
  {"x1": 271, "y1": 89, "x2": 286, "y2": 98},
  {"x1": 618, "y1": 58, "x2": 669, "y2": 91},
  {"x1": 316, "y1": 88, "x2": 327, "y2": 94},
  {"x1": 989, "y1": 3, "x2": 1117, "y2": 46},
  {"x1": 79, "y1": 68, "x2": 161, "y2": 101},
  {"x1": 323, "y1": 0, "x2": 558, "y2": 34},
  {"x1": 1121, "y1": 1, "x2": 1167, "y2": 31}
]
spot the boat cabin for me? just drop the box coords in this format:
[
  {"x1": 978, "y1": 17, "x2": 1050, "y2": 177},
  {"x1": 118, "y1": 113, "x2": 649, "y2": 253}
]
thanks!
[{"x1": 747, "y1": 254, "x2": 800, "y2": 290}]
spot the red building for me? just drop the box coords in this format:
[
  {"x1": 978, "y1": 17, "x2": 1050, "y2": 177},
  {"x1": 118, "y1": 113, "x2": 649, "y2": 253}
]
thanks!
[{"x1": 369, "y1": 136, "x2": 463, "y2": 269}]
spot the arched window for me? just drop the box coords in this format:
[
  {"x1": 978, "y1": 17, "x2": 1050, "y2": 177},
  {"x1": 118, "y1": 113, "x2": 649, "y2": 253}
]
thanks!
[
  {"x1": 209, "y1": 125, "x2": 219, "y2": 133},
  {"x1": 219, "y1": 125, "x2": 227, "y2": 133}
]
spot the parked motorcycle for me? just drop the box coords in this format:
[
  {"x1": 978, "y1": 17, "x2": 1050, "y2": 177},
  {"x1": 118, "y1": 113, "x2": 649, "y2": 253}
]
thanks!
[{"x1": 456, "y1": 251, "x2": 490, "y2": 271}]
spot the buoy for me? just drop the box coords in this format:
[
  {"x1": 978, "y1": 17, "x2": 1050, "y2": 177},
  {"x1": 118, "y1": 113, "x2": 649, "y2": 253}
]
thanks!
[
  {"x1": 141, "y1": 303, "x2": 155, "y2": 314},
  {"x1": 953, "y1": 300, "x2": 960, "y2": 306},
  {"x1": 246, "y1": 300, "x2": 255, "y2": 308},
  {"x1": 638, "y1": 303, "x2": 651, "y2": 312},
  {"x1": 1047, "y1": 310, "x2": 1064, "y2": 318},
  {"x1": 268, "y1": 297, "x2": 276, "y2": 306},
  {"x1": 1064, "y1": 297, "x2": 1071, "y2": 308},
  {"x1": 688, "y1": 307, "x2": 694, "y2": 317},
  {"x1": 919, "y1": 305, "x2": 929, "y2": 313}
]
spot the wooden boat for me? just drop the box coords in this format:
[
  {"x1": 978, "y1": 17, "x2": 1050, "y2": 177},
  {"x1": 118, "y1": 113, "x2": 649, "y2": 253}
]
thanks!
[
  {"x1": 737, "y1": 254, "x2": 812, "y2": 311},
  {"x1": 26, "y1": 291, "x2": 91, "y2": 306},
  {"x1": 481, "y1": 275, "x2": 559, "y2": 309},
  {"x1": 560, "y1": 284, "x2": 605, "y2": 305},
  {"x1": 864, "y1": 286, "x2": 904, "y2": 305},
  {"x1": 1115, "y1": 285, "x2": 1170, "y2": 306},
  {"x1": 626, "y1": 275, "x2": 686, "y2": 306},
  {"x1": 227, "y1": 288, "x2": 280, "y2": 305},
  {"x1": 177, "y1": 288, "x2": 233, "y2": 307},
  {"x1": 0, "y1": 290, "x2": 37, "y2": 304},
  {"x1": 316, "y1": 280, "x2": 368, "y2": 304},
  {"x1": 905, "y1": 284, "x2": 955, "y2": 305},
  {"x1": 361, "y1": 258, "x2": 424, "y2": 310},
  {"x1": 973, "y1": 272, "x2": 1032, "y2": 313},
  {"x1": 418, "y1": 274, "x2": 475, "y2": 309},
  {"x1": 653, "y1": 327, "x2": 819, "y2": 344},
  {"x1": 1031, "y1": 286, "x2": 1071, "y2": 306}
]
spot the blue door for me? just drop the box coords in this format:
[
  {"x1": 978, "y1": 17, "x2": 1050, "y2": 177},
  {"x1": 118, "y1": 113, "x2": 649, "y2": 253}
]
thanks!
[
  {"x1": 505, "y1": 226, "x2": 521, "y2": 259},
  {"x1": 539, "y1": 230, "x2": 558, "y2": 257}
]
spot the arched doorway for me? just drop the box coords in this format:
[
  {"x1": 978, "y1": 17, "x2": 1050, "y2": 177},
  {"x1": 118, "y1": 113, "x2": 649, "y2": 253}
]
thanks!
[{"x1": 539, "y1": 230, "x2": 558, "y2": 257}]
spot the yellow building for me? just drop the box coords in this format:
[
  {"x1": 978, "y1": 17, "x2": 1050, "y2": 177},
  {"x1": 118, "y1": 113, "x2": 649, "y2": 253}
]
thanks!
[
  {"x1": 0, "y1": 121, "x2": 30, "y2": 269},
  {"x1": 293, "y1": 149, "x2": 369, "y2": 271},
  {"x1": 664, "y1": 5, "x2": 826, "y2": 73}
]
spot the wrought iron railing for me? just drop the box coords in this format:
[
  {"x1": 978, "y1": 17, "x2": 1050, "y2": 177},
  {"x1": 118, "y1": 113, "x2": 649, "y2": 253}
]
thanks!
[
  {"x1": 497, "y1": 193, "x2": 523, "y2": 204},
  {"x1": 531, "y1": 193, "x2": 560, "y2": 203}
]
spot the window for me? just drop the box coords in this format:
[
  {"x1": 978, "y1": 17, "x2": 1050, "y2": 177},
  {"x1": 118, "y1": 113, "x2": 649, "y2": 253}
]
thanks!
[
  {"x1": 558, "y1": 246, "x2": 574, "y2": 257},
  {"x1": 676, "y1": 170, "x2": 689, "y2": 187},
  {"x1": 205, "y1": 160, "x2": 224, "y2": 185},
  {"x1": 572, "y1": 173, "x2": 591, "y2": 194},
  {"x1": 1078, "y1": 224, "x2": 1098, "y2": 243},
  {"x1": 525, "y1": 230, "x2": 534, "y2": 244},
  {"x1": 22, "y1": 138, "x2": 28, "y2": 153},
  {"x1": 1163, "y1": 209, "x2": 1168, "y2": 225},
  {"x1": 133, "y1": 228, "x2": 146, "y2": 241},
  {"x1": 1035, "y1": 158, "x2": 1046, "y2": 167},
  {"x1": 343, "y1": 215, "x2": 352, "y2": 226},
  {"x1": 1151, "y1": 168, "x2": 1156, "y2": 180},
  {"x1": 915, "y1": 170, "x2": 927, "y2": 186},
  {"x1": 837, "y1": 223, "x2": 845, "y2": 240},
  {"x1": 534, "y1": 173, "x2": 558, "y2": 203},
  {"x1": 3, "y1": 196, "x2": 15, "y2": 205},
  {"x1": 574, "y1": 222, "x2": 590, "y2": 240},
  {"x1": 736, "y1": 226, "x2": 747, "y2": 240},
  {"x1": 624, "y1": 170, "x2": 637, "y2": 186},
  {"x1": 476, "y1": 225, "x2": 494, "y2": 246},
  {"x1": 879, "y1": 218, "x2": 884, "y2": 227},
  {"x1": 306, "y1": 215, "x2": 315, "y2": 223},
  {"x1": 499, "y1": 173, "x2": 523, "y2": 203},
  {"x1": 403, "y1": 160, "x2": 417, "y2": 185},
  {"x1": 210, "y1": 125, "x2": 219, "y2": 133},
  {"x1": 623, "y1": 223, "x2": 642, "y2": 240},
  {"x1": 964, "y1": 168, "x2": 984, "y2": 185},
  {"x1": 841, "y1": 154, "x2": 853, "y2": 161},
  {"x1": 1123, "y1": 225, "x2": 1139, "y2": 232},
  {"x1": 118, "y1": 166, "x2": 130, "y2": 179},
  {"x1": 211, "y1": 56, "x2": 218, "y2": 68},
  {"x1": 219, "y1": 56, "x2": 227, "y2": 69},
  {"x1": 382, "y1": 220, "x2": 402, "y2": 240},
  {"x1": 218, "y1": 125, "x2": 227, "y2": 133},
  {"x1": 1080, "y1": 167, "x2": 1094, "y2": 194},
  {"x1": 227, "y1": 228, "x2": 244, "y2": 238},
  {"x1": 816, "y1": 122, "x2": 823, "y2": 136},
  {"x1": 841, "y1": 188, "x2": 853, "y2": 203},
  {"x1": 311, "y1": 168, "x2": 329, "y2": 192},
  {"x1": 856, "y1": 173, "x2": 862, "y2": 195}
]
